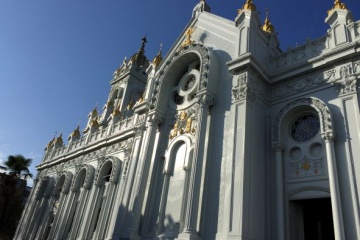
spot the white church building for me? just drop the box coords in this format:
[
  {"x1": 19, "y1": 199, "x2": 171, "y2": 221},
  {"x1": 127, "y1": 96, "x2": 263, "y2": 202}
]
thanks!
[{"x1": 15, "y1": 1, "x2": 360, "y2": 239}]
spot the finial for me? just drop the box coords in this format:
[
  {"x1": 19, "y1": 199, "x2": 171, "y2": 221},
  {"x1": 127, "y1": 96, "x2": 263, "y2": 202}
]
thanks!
[
  {"x1": 238, "y1": 0, "x2": 257, "y2": 14},
  {"x1": 71, "y1": 125, "x2": 81, "y2": 137},
  {"x1": 327, "y1": 0, "x2": 347, "y2": 15},
  {"x1": 182, "y1": 27, "x2": 195, "y2": 47},
  {"x1": 140, "y1": 35, "x2": 147, "y2": 52},
  {"x1": 152, "y1": 43, "x2": 163, "y2": 66},
  {"x1": 262, "y1": 8, "x2": 275, "y2": 33}
]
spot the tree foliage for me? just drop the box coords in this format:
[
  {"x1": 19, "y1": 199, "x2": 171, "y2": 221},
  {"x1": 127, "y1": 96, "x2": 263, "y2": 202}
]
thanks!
[{"x1": 0, "y1": 154, "x2": 33, "y2": 179}]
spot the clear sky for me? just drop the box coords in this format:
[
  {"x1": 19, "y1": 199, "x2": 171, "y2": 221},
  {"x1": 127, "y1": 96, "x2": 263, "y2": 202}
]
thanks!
[{"x1": 1, "y1": 0, "x2": 360, "y2": 186}]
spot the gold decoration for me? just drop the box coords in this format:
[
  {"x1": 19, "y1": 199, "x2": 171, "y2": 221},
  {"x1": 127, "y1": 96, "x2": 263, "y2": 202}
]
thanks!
[
  {"x1": 71, "y1": 125, "x2": 80, "y2": 138},
  {"x1": 46, "y1": 137, "x2": 55, "y2": 149},
  {"x1": 301, "y1": 162, "x2": 311, "y2": 171},
  {"x1": 180, "y1": 111, "x2": 187, "y2": 120},
  {"x1": 90, "y1": 119, "x2": 99, "y2": 127},
  {"x1": 262, "y1": 10, "x2": 275, "y2": 33},
  {"x1": 126, "y1": 100, "x2": 135, "y2": 110},
  {"x1": 238, "y1": 0, "x2": 257, "y2": 14},
  {"x1": 152, "y1": 44, "x2": 163, "y2": 66},
  {"x1": 186, "y1": 118, "x2": 192, "y2": 133},
  {"x1": 112, "y1": 105, "x2": 121, "y2": 117},
  {"x1": 169, "y1": 111, "x2": 195, "y2": 139},
  {"x1": 54, "y1": 133, "x2": 63, "y2": 145},
  {"x1": 137, "y1": 92, "x2": 145, "y2": 104},
  {"x1": 182, "y1": 28, "x2": 194, "y2": 47},
  {"x1": 327, "y1": 0, "x2": 347, "y2": 15}
]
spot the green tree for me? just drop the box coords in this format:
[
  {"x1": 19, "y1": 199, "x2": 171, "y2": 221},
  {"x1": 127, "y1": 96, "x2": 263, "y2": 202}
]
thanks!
[
  {"x1": 0, "y1": 154, "x2": 33, "y2": 179},
  {"x1": 0, "y1": 154, "x2": 33, "y2": 239}
]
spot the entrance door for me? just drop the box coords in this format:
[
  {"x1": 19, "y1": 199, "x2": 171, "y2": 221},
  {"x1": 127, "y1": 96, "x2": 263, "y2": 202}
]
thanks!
[{"x1": 290, "y1": 198, "x2": 334, "y2": 240}]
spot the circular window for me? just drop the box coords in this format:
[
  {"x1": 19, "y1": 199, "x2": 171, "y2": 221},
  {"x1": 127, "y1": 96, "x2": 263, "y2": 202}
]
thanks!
[{"x1": 291, "y1": 114, "x2": 320, "y2": 142}]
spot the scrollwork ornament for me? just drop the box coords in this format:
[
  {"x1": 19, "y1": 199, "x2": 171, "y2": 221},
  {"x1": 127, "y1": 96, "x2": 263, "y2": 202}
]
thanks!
[
  {"x1": 321, "y1": 132, "x2": 335, "y2": 142},
  {"x1": 335, "y1": 75, "x2": 358, "y2": 96}
]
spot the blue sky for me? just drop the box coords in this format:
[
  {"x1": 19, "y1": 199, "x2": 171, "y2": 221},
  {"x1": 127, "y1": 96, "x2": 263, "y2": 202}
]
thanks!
[{"x1": 1, "y1": 0, "x2": 359, "y2": 186}]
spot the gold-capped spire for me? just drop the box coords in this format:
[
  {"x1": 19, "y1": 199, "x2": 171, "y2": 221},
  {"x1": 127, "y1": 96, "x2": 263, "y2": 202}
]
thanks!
[
  {"x1": 70, "y1": 125, "x2": 80, "y2": 138},
  {"x1": 327, "y1": 0, "x2": 347, "y2": 15},
  {"x1": 46, "y1": 137, "x2": 55, "y2": 149},
  {"x1": 238, "y1": 0, "x2": 257, "y2": 14},
  {"x1": 262, "y1": 9, "x2": 275, "y2": 33},
  {"x1": 152, "y1": 43, "x2": 163, "y2": 66},
  {"x1": 55, "y1": 133, "x2": 63, "y2": 145},
  {"x1": 182, "y1": 27, "x2": 194, "y2": 47}
]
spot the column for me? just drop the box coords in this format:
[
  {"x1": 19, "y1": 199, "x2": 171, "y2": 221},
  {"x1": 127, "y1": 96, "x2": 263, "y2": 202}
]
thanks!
[
  {"x1": 273, "y1": 142, "x2": 285, "y2": 240},
  {"x1": 322, "y1": 133, "x2": 345, "y2": 240},
  {"x1": 180, "y1": 95, "x2": 212, "y2": 239},
  {"x1": 128, "y1": 114, "x2": 161, "y2": 239}
]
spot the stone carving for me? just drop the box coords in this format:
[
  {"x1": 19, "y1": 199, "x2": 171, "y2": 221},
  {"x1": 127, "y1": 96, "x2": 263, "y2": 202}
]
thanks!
[
  {"x1": 150, "y1": 43, "x2": 210, "y2": 110},
  {"x1": 289, "y1": 157, "x2": 326, "y2": 179},
  {"x1": 232, "y1": 72, "x2": 266, "y2": 102},
  {"x1": 83, "y1": 148, "x2": 106, "y2": 162},
  {"x1": 269, "y1": 73, "x2": 329, "y2": 101},
  {"x1": 273, "y1": 97, "x2": 333, "y2": 143},
  {"x1": 122, "y1": 149, "x2": 132, "y2": 179}
]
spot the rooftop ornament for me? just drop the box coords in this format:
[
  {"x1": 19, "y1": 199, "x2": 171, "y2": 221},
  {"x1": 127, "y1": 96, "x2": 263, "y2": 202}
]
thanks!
[
  {"x1": 327, "y1": 0, "x2": 347, "y2": 16},
  {"x1": 237, "y1": 0, "x2": 257, "y2": 14},
  {"x1": 152, "y1": 43, "x2": 163, "y2": 67},
  {"x1": 262, "y1": 9, "x2": 275, "y2": 33}
]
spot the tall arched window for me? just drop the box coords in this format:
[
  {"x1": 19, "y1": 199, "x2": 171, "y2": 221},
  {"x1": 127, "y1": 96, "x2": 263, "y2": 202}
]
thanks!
[{"x1": 159, "y1": 141, "x2": 191, "y2": 238}]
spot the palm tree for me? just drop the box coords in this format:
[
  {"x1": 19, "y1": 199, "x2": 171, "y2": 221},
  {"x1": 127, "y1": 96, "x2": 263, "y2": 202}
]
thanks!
[{"x1": 0, "y1": 155, "x2": 33, "y2": 180}]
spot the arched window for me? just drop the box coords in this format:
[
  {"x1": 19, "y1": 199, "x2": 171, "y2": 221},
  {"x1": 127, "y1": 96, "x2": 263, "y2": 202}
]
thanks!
[{"x1": 159, "y1": 141, "x2": 191, "y2": 238}]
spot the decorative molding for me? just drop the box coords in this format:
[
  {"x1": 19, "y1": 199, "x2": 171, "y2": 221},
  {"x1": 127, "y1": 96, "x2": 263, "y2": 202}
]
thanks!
[
  {"x1": 94, "y1": 156, "x2": 121, "y2": 185},
  {"x1": 150, "y1": 42, "x2": 210, "y2": 110},
  {"x1": 269, "y1": 72, "x2": 331, "y2": 101},
  {"x1": 273, "y1": 97, "x2": 333, "y2": 143},
  {"x1": 289, "y1": 157, "x2": 326, "y2": 179},
  {"x1": 232, "y1": 72, "x2": 266, "y2": 103}
]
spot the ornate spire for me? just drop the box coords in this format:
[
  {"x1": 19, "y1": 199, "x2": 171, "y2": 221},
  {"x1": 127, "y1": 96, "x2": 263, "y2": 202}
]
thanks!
[
  {"x1": 70, "y1": 125, "x2": 80, "y2": 138},
  {"x1": 54, "y1": 133, "x2": 63, "y2": 145},
  {"x1": 262, "y1": 9, "x2": 275, "y2": 33},
  {"x1": 182, "y1": 27, "x2": 194, "y2": 47},
  {"x1": 238, "y1": 0, "x2": 257, "y2": 14},
  {"x1": 328, "y1": 0, "x2": 347, "y2": 15},
  {"x1": 152, "y1": 43, "x2": 163, "y2": 67},
  {"x1": 129, "y1": 36, "x2": 149, "y2": 67}
]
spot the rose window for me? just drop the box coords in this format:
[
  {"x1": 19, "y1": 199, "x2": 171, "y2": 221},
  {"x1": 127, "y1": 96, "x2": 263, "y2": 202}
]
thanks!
[
  {"x1": 172, "y1": 61, "x2": 200, "y2": 109},
  {"x1": 291, "y1": 114, "x2": 320, "y2": 142}
]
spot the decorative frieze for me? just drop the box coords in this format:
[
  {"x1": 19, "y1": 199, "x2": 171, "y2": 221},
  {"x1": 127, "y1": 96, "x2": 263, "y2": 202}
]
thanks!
[
  {"x1": 232, "y1": 72, "x2": 266, "y2": 102},
  {"x1": 289, "y1": 157, "x2": 326, "y2": 179},
  {"x1": 269, "y1": 72, "x2": 331, "y2": 101}
]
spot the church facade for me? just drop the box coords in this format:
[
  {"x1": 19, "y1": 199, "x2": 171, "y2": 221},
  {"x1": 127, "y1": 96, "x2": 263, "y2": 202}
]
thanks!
[{"x1": 15, "y1": 1, "x2": 360, "y2": 239}]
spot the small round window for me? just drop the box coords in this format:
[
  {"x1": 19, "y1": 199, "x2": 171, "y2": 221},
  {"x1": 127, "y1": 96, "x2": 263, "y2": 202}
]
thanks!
[{"x1": 291, "y1": 114, "x2": 320, "y2": 142}]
